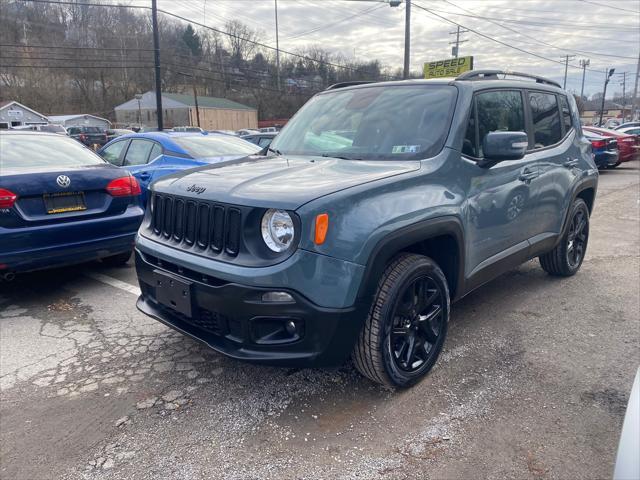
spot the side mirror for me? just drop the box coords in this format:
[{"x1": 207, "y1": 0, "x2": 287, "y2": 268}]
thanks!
[{"x1": 481, "y1": 131, "x2": 528, "y2": 163}]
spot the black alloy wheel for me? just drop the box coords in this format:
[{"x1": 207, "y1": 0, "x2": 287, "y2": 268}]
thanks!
[
  {"x1": 389, "y1": 276, "x2": 445, "y2": 373},
  {"x1": 566, "y1": 208, "x2": 588, "y2": 269},
  {"x1": 539, "y1": 198, "x2": 590, "y2": 277},
  {"x1": 353, "y1": 253, "x2": 450, "y2": 388}
]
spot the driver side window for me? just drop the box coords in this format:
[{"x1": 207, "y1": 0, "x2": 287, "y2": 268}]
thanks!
[{"x1": 465, "y1": 90, "x2": 525, "y2": 159}]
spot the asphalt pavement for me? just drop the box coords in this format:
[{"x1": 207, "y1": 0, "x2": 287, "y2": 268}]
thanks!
[{"x1": 1, "y1": 162, "x2": 638, "y2": 480}]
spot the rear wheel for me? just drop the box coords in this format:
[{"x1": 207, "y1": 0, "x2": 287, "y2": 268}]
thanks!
[
  {"x1": 608, "y1": 162, "x2": 621, "y2": 169},
  {"x1": 101, "y1": 250, "x2": 132, "y2": 267},
  {"x1": 353, "y1": 254, "x2": 449, "y2": 388},
  {"x1": 539, "y1": 198, "x2": 589, "y2": 276}
]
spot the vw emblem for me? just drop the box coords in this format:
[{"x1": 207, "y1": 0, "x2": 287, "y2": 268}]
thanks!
[{"x1": 56, "y1": 175, "x2": 71, "y2": 188}]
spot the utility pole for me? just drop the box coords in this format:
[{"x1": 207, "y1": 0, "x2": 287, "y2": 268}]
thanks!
[
  {"x1": 151, "y1": 0, "x2": 163, "y2": 131},
  {"x1": 562, "y1": 54, "x2": 576, "y2": 89},
  {"x1": 449, "y1": 26, "x2": 468, "y2": 58},
  {"x1": 178, "y1": 72, "x2": 200, "y2": 128},
  {"x1": 579, "y1": 58, "x2": 590, "y2": 99},
  {"x1": 633, "y1": 53, "x2": 640, "y2": 121},
  {"x1": 403, "y1": 0, "x2": 411, "y2": 79},
  {"x1": 274, "y1": 0, "x2": 281, "y2": 91},
  {"x1": 618, "y1": 72, "x2": 627, "y2": 122},
  {"x1": 599, "y1": 68, "x2": 615, "y2": 127}
]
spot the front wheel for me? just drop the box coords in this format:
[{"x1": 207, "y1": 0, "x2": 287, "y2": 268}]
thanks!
[
  {"x1": 539, "y1": 198, "x2": 589, "y2": 276},
  {"x1": 352, "y1": 254, "x2": 450, "y2": 388}
]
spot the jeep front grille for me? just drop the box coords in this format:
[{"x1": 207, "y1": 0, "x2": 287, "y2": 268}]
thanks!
[{"x1": 150, "y1": 194, "x2": 242, "y2": 257}]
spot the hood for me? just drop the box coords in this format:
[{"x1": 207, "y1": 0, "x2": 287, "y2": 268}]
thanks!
[{"x1": 152, "y1": 155, "x2": 420, "y2": 209}]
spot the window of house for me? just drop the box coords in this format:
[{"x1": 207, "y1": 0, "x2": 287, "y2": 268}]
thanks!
[{"x1": 529, "y1": 92, "x2": 562, "y2": 148}]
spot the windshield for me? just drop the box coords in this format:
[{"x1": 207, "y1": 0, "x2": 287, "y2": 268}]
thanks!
[
  {"x1": 271, "y1": 85, "x2": 456, "y2": 160},
  {"x1": 0, "y1": 134, "x2": 106, "y2": 169},
  {"x1": 173, "y1": 135, "x2": 261, "y2": 158}
]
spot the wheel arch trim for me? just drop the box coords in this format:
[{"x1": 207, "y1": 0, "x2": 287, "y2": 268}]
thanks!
[{"x1": 356, "y1": 216, "x2": 465, "y2": 304}]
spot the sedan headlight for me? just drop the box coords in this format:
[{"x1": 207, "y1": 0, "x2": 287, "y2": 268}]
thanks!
[{"x1": 261, "y1": 209, "x2": 295, "y2": 252}]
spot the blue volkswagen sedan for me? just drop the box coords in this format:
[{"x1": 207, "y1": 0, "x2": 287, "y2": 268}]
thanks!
[
  {"x1": 97, "y1": 132, "x2": 261, "y2": 204},
  {"x1": 0, "y1": 131, "x2": 144, "y2": 277}
]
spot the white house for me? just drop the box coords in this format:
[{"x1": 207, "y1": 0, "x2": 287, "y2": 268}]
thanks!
[
  {"x1": 0, "y1": 101, "x2": 49, "y2": 129},
  {"x1": 48, "y1": 114, "x2": 111, "y2": 129}
]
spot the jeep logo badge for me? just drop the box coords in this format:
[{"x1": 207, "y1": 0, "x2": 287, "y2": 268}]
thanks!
[
  {"x1": 186, "y1": 184, "x2": 206, "y2": 194},
  {"x1": 56, "y1": 175, "x2": 71, "y2": 188}
]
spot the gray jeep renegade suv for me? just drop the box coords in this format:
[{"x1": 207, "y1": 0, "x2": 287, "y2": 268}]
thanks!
[{"x1": 135, "y1": 70, "x2": 598, "y2": 387}]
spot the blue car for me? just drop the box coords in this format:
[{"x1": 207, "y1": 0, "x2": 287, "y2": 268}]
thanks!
[
  {"x1": 583, "y1": 129, "x2": 619, "y2": 169},
  {"x1": 0, "y1": 131, "x2": 144, "y2": 277},
  {"x1": 97, "y1": 132, "x2": 261, "y2": 204}
]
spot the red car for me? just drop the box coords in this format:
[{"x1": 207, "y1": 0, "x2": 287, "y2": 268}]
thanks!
[{"x1": 583, "y1": 126, "x2": 640, "y2": 163}]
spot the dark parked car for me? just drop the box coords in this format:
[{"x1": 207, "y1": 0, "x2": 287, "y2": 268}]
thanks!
[
  {"x1": 0, "y1": 131, "x2": 144, "y2": 277},
  {"x1": 241, "y1": 131, "x2": 277, "y2": 149},
  {"x1": 106, "y1": 128, "x2": 135, "y2": 142},
  {"x1": 67, "y1": 126, "x2": 108, "y2": 147},
  {"x1": 583, "y1": 130, "x2": 619, "y2": 169},
  {"x1": 134, "y1": 70, "x2": 598, "y2": 387}
]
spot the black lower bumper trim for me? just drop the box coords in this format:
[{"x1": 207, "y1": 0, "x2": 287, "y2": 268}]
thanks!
[{"x1": 135, "y1": 249, "x2": 367, "y2": 367}]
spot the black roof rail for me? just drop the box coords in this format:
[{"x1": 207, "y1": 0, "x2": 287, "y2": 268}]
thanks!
[
  {"x1": 456, "y1": 69, "x2": 562, "y2": 88},
  {"x1": 325, "y1": 81, "x2": 376, "y2": 90}
]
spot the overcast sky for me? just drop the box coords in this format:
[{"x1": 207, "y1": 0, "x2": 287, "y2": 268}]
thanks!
[{"x1": 146, "y1": 0, "x2": 638, "y2": 99}]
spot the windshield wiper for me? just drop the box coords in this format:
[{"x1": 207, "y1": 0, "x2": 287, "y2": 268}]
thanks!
[
  {"x1": 320, "y1": 153, "x2": 364, "y2": 161},
  {"x1": 266, "y1": 146, "x2": 282, "y2": 156}
]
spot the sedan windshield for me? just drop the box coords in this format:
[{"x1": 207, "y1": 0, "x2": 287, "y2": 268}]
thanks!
[
  {"x1": 0, "y1": 134, "x2": 106, "y2": 169},
  {"x1": 173, "y1": 134, "x2": 261, "y2": 158},
  {"x1": 271, "y1": 85, "x2": 457, "y2": 160}
]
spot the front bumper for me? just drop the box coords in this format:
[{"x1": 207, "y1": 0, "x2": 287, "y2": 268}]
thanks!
[{"x1": 135, "y1": 249, "x2": 368, "y2": 367}]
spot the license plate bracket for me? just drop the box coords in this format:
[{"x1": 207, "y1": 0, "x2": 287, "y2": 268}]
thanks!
[
  {"x1": 153, "y1": 270, "x2": 193, "y2": 317},
  {"x1": 43, "y1": 191, "x2": 87, "y2": 214}
]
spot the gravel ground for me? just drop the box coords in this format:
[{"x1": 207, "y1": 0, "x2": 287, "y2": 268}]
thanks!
[{"x1": 1, "y1": 163, "x2": 638, "y2": 480}]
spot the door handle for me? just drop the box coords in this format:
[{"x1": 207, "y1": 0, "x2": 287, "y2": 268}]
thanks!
[
  {"x1": 563, "y1": 159, "x2": 579, "y2": 168},
  {"x1": 518, "y1": 168, "x2": 539, "y2": 182},
  {"x1": 138, "y1": 172, "x2": 151, "y2": 180}
]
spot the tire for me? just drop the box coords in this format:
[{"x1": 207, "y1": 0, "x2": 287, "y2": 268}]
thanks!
[
  {"x1": 101, "y1": 250, "x2": 132, "y2": 267},
  {"x1": 608, "y1": 162, "x2": 621, "y2": 169},
  {"x1": 539, "y1": 198, "x2": 589, "y2": 276},
  {"x1": 352, "y1": 253, "x2": 450, "y2": 388}
]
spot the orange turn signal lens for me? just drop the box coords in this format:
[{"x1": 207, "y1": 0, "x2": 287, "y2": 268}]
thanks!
[{"x1": 314, "y1": 213, "x2": 329, "y2": 245}]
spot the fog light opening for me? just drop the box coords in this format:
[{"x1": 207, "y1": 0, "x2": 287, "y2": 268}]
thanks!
[
  {"x1": 261, "y1": 291, "x2": 295, "y2": 303},
  {"x1": 285, "y1": 320, "x2": 297, "y2": 335}
]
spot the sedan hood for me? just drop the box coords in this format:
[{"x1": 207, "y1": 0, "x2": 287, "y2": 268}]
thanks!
[{"x1": 152, "y1": 155, "x2": 420, "y2": 209}]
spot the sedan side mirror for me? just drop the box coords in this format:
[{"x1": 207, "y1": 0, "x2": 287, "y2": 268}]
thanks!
[{"x1": 482, "y1": 131, "x2": 528, "y2": 163}]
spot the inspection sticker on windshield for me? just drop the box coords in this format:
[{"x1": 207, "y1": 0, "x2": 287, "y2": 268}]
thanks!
[{"x1": 392, "y1": 145, "x2": 420, "y2": 154}]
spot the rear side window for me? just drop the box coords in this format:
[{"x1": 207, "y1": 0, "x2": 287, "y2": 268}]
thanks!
[
  {"x1": 101, "y1": 140, "x2": 127, "y2": 166},
  {"x1": 149, "y1": 143, "x2": 162, "y2": 161},
  {"x1": 529, "y1": 92, "x2": 562, "y2": 148},
  {"x1": 124, "y1": 139, "x2": 154, "y2": 166},
  {"x1": 474, "y1": 90, "x2": 525, "y2": 158},
  {"x1": 559, "y1": 95, "x2": 573, "y2": 134}
]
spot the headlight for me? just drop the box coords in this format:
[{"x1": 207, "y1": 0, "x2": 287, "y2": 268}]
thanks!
[{"x1": 261, "y1": 209, "x2": 295, "y2": 252}]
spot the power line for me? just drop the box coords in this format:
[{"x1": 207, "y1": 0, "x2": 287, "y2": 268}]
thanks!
[
  {"x1": 15, "y1": 0, "x2": 398, "y2": 78},
  {"x1": 284, "y1": 3, "x2": 386, "y2": 40},
  {"x1": 576, "y1": 0, "x2": 640, "y2": 14},
  {"x1": 412, "y1": 2, "x2": 606, "y2": 75},
  {"x1": 438, "y1": 0, "x2": 638, "y2": 61},
  {"x1": 0, "y1": 43, "x2": 154, "y2": 52}
]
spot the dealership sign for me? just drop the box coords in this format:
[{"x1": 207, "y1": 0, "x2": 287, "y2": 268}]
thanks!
[{"x1": 424, "y1": 56, "x2": 474, "y2": 79}]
